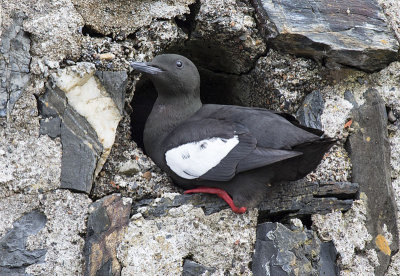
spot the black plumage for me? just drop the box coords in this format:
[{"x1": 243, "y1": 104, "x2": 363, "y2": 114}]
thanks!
[{"x1": 131, "y1": 54, "x2": 335, "y2": 213}]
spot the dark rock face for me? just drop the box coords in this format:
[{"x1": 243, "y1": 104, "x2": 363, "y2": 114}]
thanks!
[
  {"x1": 252, "y1": 222, "x2": 338, "y2": 275},
  {"x1": 133, "y1": 193, "x2": 229, "y2": 218},
  {"x1": 95, "y1": 71, "x2": 128, "y2": 114},
  {"x1": 346, "y1": 88, "x2": 399, "y2": 275},
  {"x1": 252, "y1": 0, "x2": 399, "y2": 72},
  {"x1": 38, "y1": 70, "x2": 128, "y2": 193},
  {"x1": 296, "y1": 90, "x2": 324, "y2": 130},
  {"x1": 0, "y1": 12, "x2": 31, "y2": 118},
  {"x1": 182, "y1": 259, "x2": 216, "y2": 276},
  {"x1": 84, "y1": 194, "x2": 131, "y2": 276},
  {"x1": 0, "y1": 210, "x2": 47, "y2": 275},
  {"x1": 258, "y1": 181, "x2": 358, "y2": 222},
  {"x1": 38, "y1": 83, "x2": 103, "y2": 193}
]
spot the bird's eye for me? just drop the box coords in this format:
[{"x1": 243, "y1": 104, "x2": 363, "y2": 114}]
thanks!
[{"x1": 176, "y1": 60, "x2": 183, "y2": 68}]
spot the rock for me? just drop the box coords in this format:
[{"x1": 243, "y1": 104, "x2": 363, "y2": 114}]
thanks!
[
  {"x1": 296, "y1": 90, "x2": 324, "y2": 130},
  {"x1": 132, "y1": 193, "x2": 229, "y2": 217},
  {"x1": 73, "y1": 0, "x2": 196, "y2": 37},
  {"x1": 258, "y1": 181, "x2": 358, "y2": 222},
  {"x1": 182, "y1": 259, "x2": 216, "y2": 276},
  {"x1": 0, "y1": 12, "x2": 31, "y2": 118},
  {"x1": 118, "y1": 201, "x2": 257, "y2": 275},
  {"x1": 176, "y1": 0, "x2": 266, "y2": 74},
  {"x1": 95, "y1": 71, "x2": 128, "y2": 114},
  {"x1": 60, "y1": 107, "x2": 103, "y2": 193},
  {"x1": 252, "y1": 0, "x2": 399, "y2": 72},
  {"x1": 118, "y1": 160, "x2": 141, "y2": 176},
  {"x1": 346, "y1": 88, "x2": 399, "y2": 275},
  {"x1": 38, "y1": 64, "x2": 127, "y2": 193},
  {"x1": 0, "y1": 210, "x2": 47, "y2": 275},
  {"x1": 252, "y1": 221, "x2": 331, "y2": 275},
  {"x1": 319, "y1": 241, "x2": 339, "y2": 276},
  {"x1": 38, "y1": 83, "x2": 103, "y2": 193},
  {"x1": 312, "y1": 197, "x2": 378, "y2": 275},
  {"x1": 84, "y1": 194, "x2": 132, "y2": 276}
]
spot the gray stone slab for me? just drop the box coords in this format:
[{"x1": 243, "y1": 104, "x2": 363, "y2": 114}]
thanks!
[
  {"x1": 0, "y1": 210, "x2": 47, "y2": 275},
  {"x1": 38, "y1": 82, "x2": 102, "y2": 193},
  {"x1": 0, "y1": 12, "x2": 31, "y2": 118},
  {"x1": 252, "y1": 222, "x2": 323, "y2": 275},
  {"x1": 182, "y1": 260, "x2": 216, "y2": 276},
  {"x1": 346, "y1": 88, "x2": 399, "y2": 275},
  {"x1": 95, "y1": 71, "x2": 128, "y2": 114},
  {"x1": 252, "y1": 0, "x2": 399, "y2": 72},
  {"x1": 258, "y1": 181, "x2": 358, "y2": 221}
]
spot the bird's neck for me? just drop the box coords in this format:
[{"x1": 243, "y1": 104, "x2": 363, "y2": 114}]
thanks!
[{"x1": 143, "y1": 94, "x2": 202, "y2": 158}]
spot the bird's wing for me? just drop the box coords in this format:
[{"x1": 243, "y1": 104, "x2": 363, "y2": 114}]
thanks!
[{"x1": 162, "y1": 118, "x2": 302, "y2": 181}]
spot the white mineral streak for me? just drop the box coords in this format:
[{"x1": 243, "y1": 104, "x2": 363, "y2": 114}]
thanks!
[{"x1": 53, "y1": 63, "x2": 122, "y2": 176}]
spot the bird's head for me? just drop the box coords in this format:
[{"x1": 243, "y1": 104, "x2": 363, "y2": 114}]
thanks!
[{"x1": 131, "y1": 54, "x2": 200, "y2": 99}]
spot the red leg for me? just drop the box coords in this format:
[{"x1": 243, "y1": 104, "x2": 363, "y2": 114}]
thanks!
[{"x1": 184, "y1": 187, "x2": 247, "y2": 214}]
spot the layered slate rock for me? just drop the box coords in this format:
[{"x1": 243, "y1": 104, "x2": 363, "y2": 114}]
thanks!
[
  {"x1": 0, "y1": 12, "x2": 31, "y2": 118},
  {"x1": 252, "y1": 0, "x2": 399, "y2": 72},
  {"x1": 84, "y1": 194, "x2": 131, "y2": 276},
  {"x1": 182, "y1": 259, "x2": 216, "y2": 276},
  {"x1": 296, "y1": 90, "x2": 324, "y2": 130},
  {"x1": 38, "y1": 64, "x2": 128, "y2": 193},
  {"x1": 346, "y1": 89, "x2": 399, "y2": 275},
  {"x1": 252, "y1": 222, "x2": 338, "y2": 275},
  {"x1": 0, "y1": 210, "x2": 47, "y2": 275},
  {"x1": 38, "y1": 83, "x2": 103, "y2": 193},
  {"x1": 258, "y1": 181, "x2": 358, "y2": 222}
]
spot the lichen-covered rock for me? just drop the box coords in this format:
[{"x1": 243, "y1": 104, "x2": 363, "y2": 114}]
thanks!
[{"x1": 117, "y1": 200, "x2": 257, "y2": 275}]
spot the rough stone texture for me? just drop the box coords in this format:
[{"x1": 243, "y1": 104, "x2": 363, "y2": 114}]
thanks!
[
  {"x1": 73, "y1": 0, "x2": 195, "y2": 37},
  {"x1": 93, "y1": 114, "x2": 178, "y2": 200},
  {"x1": 0, "y1": 210, "x2": 47, "y2": 275},
  {"x1": 313, "y1": 197, "x2": 379, "y2": 275},
  {"x1": 346, "y1": 89, "x2": 398, "y2": 275},
  {"x1": 0, "y1": 88, "x2": 62, "y2": 197},
  {"x1": 2, "y1": 0, "x2": 84, "y2": 70},
  {"x1": 237, "y1": 49, "x2": 324, "y2": 113},
  {"x1": 117, "y1": 198, "x2": 257, "y2": 275},
  {"x1": 252, "y1": 220, "x2": 337, "y2": 275},
  {"x1": 84, "y1": 194, "x2": 132, "y2": 276},
  {"x1": 0, "y1": 190, "x2": 91, "y2": 276},
  {"x1": 252, "y1": 0, "x2": 399, "y2": 72},
  {"x1": 258, "y1": 181, "x2": 358, "y2": 222},
  {"x1": 38, "y1": 82, "x2": 103, "y2": 193},
  {"x1": 0, "y1": 12, "x2": 31, "y2": 118},
  {"x1": 296, "y1": 90, "x2": 324, "y2": 130},
  {"x1": 176, "y1": 0, "x2": 266, "y2": 74},
  {"x1": 378, "y1": 0, "x2": 400, "y2": 41}
]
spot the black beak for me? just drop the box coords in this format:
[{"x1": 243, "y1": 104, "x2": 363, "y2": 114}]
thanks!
[{"x1": 130, "y1": 62, "x2": 164, "y2": 75}]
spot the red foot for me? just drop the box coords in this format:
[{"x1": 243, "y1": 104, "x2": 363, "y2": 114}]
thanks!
[{"x1": 184, "y1": 187, "x2": 247, "y2": 214}]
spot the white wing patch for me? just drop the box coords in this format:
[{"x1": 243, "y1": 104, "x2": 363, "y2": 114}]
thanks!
[{"x1": 165, "y1": 136, "x2": 239, "y2": 179}]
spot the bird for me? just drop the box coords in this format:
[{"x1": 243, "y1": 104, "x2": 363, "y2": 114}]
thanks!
[{"x1": 131, "y1": 54, "x2": 335, "y2": 214}]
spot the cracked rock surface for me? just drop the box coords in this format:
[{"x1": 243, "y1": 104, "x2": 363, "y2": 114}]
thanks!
[{"x1": 2, "y1": 0, "x2": 400, "y2": 275}]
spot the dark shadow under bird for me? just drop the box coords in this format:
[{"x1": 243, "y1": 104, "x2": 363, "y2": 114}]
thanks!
[{"x1": 131, "y1": 54, "x2": 335, "y2": 213}]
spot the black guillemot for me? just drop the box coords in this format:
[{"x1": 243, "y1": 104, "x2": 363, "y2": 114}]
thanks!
[{"x1": 131, "y1": 54, "x2": 335, "y2": 214}]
